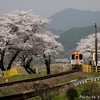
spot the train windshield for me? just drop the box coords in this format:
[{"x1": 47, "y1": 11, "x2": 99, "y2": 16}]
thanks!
[
  {"x1": 76, "y1": 56, "x2": 78, "y2": 59},
  {"x1": 71, "y1": 53, "x2": 83, "y2": 60},
  {"x1": 71, "y1": 54, "x2": 75, "y2": 60},
  {"x1": 79, "y1": 54, "x2": 83, "y2": 60}
]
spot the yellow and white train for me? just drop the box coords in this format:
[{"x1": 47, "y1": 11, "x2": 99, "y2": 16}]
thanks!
[{"x1": 70, "y1": 52, "x2": 84, "y2": 69}]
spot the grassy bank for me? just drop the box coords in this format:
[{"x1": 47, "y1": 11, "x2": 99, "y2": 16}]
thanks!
[{"x1": 0, "y1": 64, "x2": 100, "y2": 100}]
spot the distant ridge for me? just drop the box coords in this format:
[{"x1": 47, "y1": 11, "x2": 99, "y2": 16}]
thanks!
[
  {"x1": 58, "y1": 25, "x2": 100, "y2": 51},
  {"x1": 47, "y1": 8, "x2": 100, "y2": 31}
]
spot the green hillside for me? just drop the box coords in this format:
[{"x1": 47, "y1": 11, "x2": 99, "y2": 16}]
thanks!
[{"x1": 58, "y1": 25, "x2": 100, "y2": 52}]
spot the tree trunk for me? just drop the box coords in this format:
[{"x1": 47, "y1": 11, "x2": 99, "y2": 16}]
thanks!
[
  {"x1": 7, "y1": 50, "x2": 19, "y2": 70},
  {"x1": 27, "y1": 66, "x2": 36, "y2": 73},
  {"x1": 22, "y1": 58, "x2": 36, "y2": 74},
  {"x1": 44, "y1": 54, "x2": 51, "y2": 74},
  {"x1": 26, "y1": 58, "x2": 35, "y2": 74},
  {"x1": 24, "y1": 67, "x2": 32, "y2": 74},
  {"x1": 0, "y1": 50, "x2": 5, "y2": 71}
]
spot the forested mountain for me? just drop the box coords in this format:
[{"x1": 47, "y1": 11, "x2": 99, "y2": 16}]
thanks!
[
  {"x1": 47, "y1": 28, "x2": 64, "y2": 35},
  {"x1": 47, "y1": 8, "x2": 100, "y2": 57},
  {"x1": 58, "y1": 26, "x2": 100, "y2": 52},
  {"x1": 47, "y1": 8, "x2": 100, "y2": 31}
]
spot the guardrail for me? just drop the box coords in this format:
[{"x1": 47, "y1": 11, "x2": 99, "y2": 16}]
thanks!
[{"x1": 71, "y1": 76, "x2": 100, "y2": 86}]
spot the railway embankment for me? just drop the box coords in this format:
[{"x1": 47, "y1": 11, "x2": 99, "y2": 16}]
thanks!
[
  {"x1": 1, "y1": 73, "x2": 100, "y2": 100},
  {"x1": 0, "y1": 69, "x2": 100, "y2": 99}
]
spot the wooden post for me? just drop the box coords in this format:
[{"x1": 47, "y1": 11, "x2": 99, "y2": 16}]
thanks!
[{"x1": 94, "y1": 23, "x2": 98, "y2": 67}]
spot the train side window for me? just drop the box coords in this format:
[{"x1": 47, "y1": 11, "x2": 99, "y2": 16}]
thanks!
[
  {"x1": 79, "y1": 54, "x2": 83, "y2": 60},
  {"x1": 72, "y1": 54, "x2": 75, "y2": 60}
]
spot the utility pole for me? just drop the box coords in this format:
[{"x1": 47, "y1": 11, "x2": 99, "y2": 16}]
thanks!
[{"x1": 94, "y1": 23, "x2": 97, "y2": 66}]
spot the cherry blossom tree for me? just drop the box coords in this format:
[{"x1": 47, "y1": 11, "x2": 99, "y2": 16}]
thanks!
[
  {"x1": 0, "y1": 16, "x2": 18, "y2": 71},
  {"x1": 16, "y1": 33, "x2": 63, "y2": 74},
  {"x1": 55, "y1": 58, "x2": 69, "y2": 63},
  {"x1": 0, "y1": 10, "x2": 63, "y2": 74},
  {"x1": 76, "y1": 33, "x2": 100, "y2": 62}
]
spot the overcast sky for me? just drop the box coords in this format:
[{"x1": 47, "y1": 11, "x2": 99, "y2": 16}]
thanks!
[{"x1": 0, "y1": 0, "x2": 100, "y2": 18}]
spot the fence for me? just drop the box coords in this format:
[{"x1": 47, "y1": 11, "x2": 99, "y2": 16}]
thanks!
[
  {"x1": 82, "y1": 64, "x2": 100, "y2": 72},
  {"x1": 3, "y1": 67, "x2": 19, "y2": 78}
]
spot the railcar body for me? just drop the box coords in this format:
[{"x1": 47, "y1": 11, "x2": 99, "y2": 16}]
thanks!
[{"x1": 70, "y1": 52, "x2": 84, "y2": 69}]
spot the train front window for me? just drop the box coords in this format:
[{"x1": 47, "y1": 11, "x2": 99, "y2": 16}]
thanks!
[
  {"x1": 79, "y1": 54, "x2": 83, "y2": 60},
  {"x1": 76, "y1": 56, "x2": 78, "y2": 59},
  {"x1": 72, "y1": 54, "x2": 75, "y2": 60}
]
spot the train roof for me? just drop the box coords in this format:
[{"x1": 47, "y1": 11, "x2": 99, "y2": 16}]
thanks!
[{"x1": 71, "y1": 52, "x2": 82, "y2": 54}]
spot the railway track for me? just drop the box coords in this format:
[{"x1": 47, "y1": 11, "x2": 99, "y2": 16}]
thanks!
[
  {"x1": 2, "y1": 75, "x2": 100, "y2": 100},
  {"x1": 0, "y1": 81, "x2": 72, "y2": 100},
  {"x1": 0, "y1": 69, "x2": 80, "y2": 100},
  {"x1": 0, "y1": 69, "x2": 79, "y2": 87}
]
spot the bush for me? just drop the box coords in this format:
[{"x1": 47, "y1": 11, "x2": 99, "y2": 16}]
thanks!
[
  {"x1": 33, "y1": 82, "x2": 56, "y2": 100},
  {"x1": 66, "y1": 87, "x2": 78, "y2": 100},
  {"x1": 82, "y1": 82, "x2": 100, "y2": 100}
]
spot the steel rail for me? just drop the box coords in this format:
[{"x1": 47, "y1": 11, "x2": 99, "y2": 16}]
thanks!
[
  {"x1": 1, "y1": 75, "x2": 100, "y2": 100},
  {"x1": 0, "y1": 69, "x2": 79, "y2": 87},
  {"x1": 0, "y1": 81, "x2": 72, "y2": 100}
]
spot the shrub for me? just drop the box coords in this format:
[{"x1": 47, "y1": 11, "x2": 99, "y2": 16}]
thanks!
[
  {"x1": 82, "y1": 82, "x2": 100, "y2": 100},
  {"x1": 66, "y1": 87, "x2": 78, "y2": 100},
  {"x1": 33, "y1": 82, "x2": 56, "y2": 100}
]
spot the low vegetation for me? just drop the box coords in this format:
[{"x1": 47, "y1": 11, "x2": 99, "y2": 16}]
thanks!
[{"x1": 0, "y1": 64, "x2": 100, "y2": 100}]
